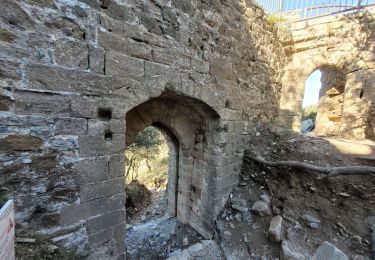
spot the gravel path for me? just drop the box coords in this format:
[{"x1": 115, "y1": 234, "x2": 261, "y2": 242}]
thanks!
[{"x1": 125, "y1": 216, "x2": 203, "y2": 259}]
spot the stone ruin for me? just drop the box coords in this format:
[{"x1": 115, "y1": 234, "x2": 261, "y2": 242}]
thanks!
[
  {"x1": 278, "y1": 9, "x2": 375, "y2": 139},
  {"x1": 0, "y1": 0, "x2": 374, "y2": 259}
]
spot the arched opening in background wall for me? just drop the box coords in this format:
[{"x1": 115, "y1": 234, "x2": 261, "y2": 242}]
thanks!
[
  {"x1": 301, "y1": 66, "x2": 346, "y2": 136},
  {"x1": 300, "y1": 69, "x2": 321, "y2": 133}
]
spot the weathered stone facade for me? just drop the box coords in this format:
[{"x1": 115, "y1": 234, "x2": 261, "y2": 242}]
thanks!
[
  {"x1": 278, "y1": 8, "x2": 375, "y2": 140},
  {"x1": 0, "y1": 0, "x2": 285, "y2": 258}
]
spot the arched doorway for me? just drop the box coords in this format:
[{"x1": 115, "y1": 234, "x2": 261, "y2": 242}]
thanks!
[
  {"x1": 125, "y1": 91, "x2": 221, "y2": 238},
  {"x1": 301, "y1": 66, "x2": 346, "y2": 136},
  {"x1": 124, "y1": 125, "x2": 177, "y2": 223}
]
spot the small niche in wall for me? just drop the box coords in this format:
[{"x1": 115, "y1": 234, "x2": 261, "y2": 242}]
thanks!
[
  {"x1": 104, "y1": 130, "x2": 113, "y2": 142},
  {"x1": 225, "y1": 100, "x2": 231, "y2": 108},
  {"x1": 98, "y1": 108, "x2": 112, "y2": 121},
  {"x1": 359, "y1": 89, "x2": 364, "y2": 99}
]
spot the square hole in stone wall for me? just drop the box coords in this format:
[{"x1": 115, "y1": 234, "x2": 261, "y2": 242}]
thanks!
[{"x1": 98, "y1": 108, "x2": 112, "y2": 121}]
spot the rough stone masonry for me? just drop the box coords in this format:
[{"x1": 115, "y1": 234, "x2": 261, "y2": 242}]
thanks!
[
  {"x1": 0, "y1": 0, "x2": 286, "y2": 258},
  {"x1": 278, "y1": 8, "x2": 375, "y2": 139},
  {"x1": 2, "y1": 0, "x2": 375, "y2": 259}
]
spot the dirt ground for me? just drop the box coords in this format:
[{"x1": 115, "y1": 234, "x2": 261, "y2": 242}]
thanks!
[
  {"x1": 15, "y1": 240, "x2": 80, "y2": 260},
  {"x1": 125, "y1": 179, "x2": 169, "y2": 225},
  {"x1": 125, "y1": 217, "x2": 203, "y2": 259},
  {"x1": 216, "y1": 127, "x2": 375, "y2": 259},
  {"x1": 124, "y1": 179, "x2": 205, "y2": 259}
]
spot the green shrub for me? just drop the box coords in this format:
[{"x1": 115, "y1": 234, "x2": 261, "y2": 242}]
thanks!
[
  {"x1": 125, "y1": 127, "x2": 169, "y2": 188},
  {"x1": 267, "y1": 13, "x2": 287, "y2": 25},
  {"x1": 302, "y1": 104, "x2": 317, "y2": 121}
]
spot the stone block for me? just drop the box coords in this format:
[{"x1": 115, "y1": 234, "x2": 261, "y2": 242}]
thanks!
[
  {"x1": 209, "y1": 57, "x2": 234, "y2": 80},
  {"x1": 109, "y1": 134, "x2": 126, "y2": 154},
  {"x1": 99, "y1": 31, "x2": 152, "y2": 60},
  {"x1": 0, "y1": 0, "x2": 35, "y2": 29},
  {"x1": 252, "y1": 200, "x2": 272, "y2": 216},
  {"x1": 27, "y1": 63, "x2": 76, "y2": 92},
  {"x1": 27, "y1": 63, "x2": 140, "y2": 98},
  {"x1": 0, "y1": 42, "x2": 29, "y2": 62},
  {"x1": 86, "y1": 209, "x2": 126, "y2": 234},
  {"x1": 89, "y1": 47, "x2": 105, "y2": 73},
  {"x1": 78, "y1": 135, "x2": 106, "y2": 156},
  {"x1": 0, "y1": 95, "x2": 13, "y2": 111},
  {"x1": 54, "y1": 38, "x2": 88, "y2": 69},
  {"x1": 71, "y1": 96, "x2": 98, "y2": 118},
  {"x1": 30, "y1": 154, "x2": 57, "y2": 171},
  {"x1": 146, "y1": 59, "x2": 172, "y2": 77},
  {"x1": 74, "y1": 157, "x2": 108, "y2": 184},
  {"x1": 0, "y1": 28, "x2": 17, "y2": 43},
  {"x1": 15, "y1": 90, "x2": 70, "y2": 115},
  {"x1": 312, "y1": 241, "x2": 348, "y2": 260},
  {"x1": 269, "y1": 215, "x2": 283, "y2": 242},
  {"x1": 87, "y1": 119, "x2": 108, "y2": 135},
  {"x1": 81, "y1": 178, "x2": 125, "y2": 202},
  {"x1": 191, "y1": 58, "x2": 209, "y2": 73},
  {"x1": 152, "y1": 48, "x2": 190, "y2": 68},
  {"x1": 55, "y1": 117, "x2": 87, "y2": 135},
  {"x1": 108, "y1": 193, "x2": 126, "y2": 211},
  {"x1": 109, "y1": 119, "x2": 126, "y2": 134},
  {"x1": 189, "y1": 211, "x2": 214, "y2": 239},
  {"x1": 108, "y1": 154, "x2": 125, "y2": 178},
  {"x1": 60, "y1": 198, "x2": 109, "y2": 225},
  {"x1": 88, "y1": 229, "x2": 112, "y2": 247},
  {"x1": 281, "y1": 241, "x2": 306, "y2": 260},
  {"x1": 144, "y1": 61, "x2": 170, "y2": 97},
  {"x1": 0, "y1": 134, "x2": 43, "y2": 151},
  {"x1": 0, "y1": 59, "x2": 21, "y2": 80},
  {"x1": 111, "y1": 222, "x2": 126, "y2": 253},
  {"x1": 105, "y1": 51, "x2": 144, "y2": 80},
  {"x1": 78, "y1": 134, "x2": 125, "y2": 156}
]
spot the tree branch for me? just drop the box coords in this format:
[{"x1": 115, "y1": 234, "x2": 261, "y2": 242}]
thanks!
[{"x1": 247, "y1": 155, "x2": 375, "y2": 177}]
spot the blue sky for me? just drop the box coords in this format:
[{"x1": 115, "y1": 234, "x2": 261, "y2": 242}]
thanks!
[
  {"x1": 260, "y1": 0, "x2": 375, "y2": 18},
  {"x1": 302, "y1": 69, "x2": 322, "y2": 108}
]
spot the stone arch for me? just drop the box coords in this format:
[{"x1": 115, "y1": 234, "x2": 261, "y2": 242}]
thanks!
[
  {"x1": 125, "y1": 91, "x2": 223, "y2": 237},
  {"x1": 278, "y1": 52, "x2": 351, "y2": 132},
  {"x1": 278, "y1": 12, "x2": 375, "y2": 140}
]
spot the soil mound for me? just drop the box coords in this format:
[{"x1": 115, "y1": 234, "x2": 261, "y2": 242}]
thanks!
[{"x1": 126, "y1": 180, "x2": 152, "y2": 219}]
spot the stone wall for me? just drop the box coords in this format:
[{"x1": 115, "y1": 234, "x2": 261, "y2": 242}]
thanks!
[
  {"x1": 278, "y1": 8, "x2": 375, "y2": 140},
  {"x1": 0, "y1": 0, "x2": 285, "y2": 258}
]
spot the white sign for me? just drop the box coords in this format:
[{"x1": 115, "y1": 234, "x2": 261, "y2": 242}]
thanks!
[{"x1": 0, "y1": 200, "x2": 15, "y2": 260}]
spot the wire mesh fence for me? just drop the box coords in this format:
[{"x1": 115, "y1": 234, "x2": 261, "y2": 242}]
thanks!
[{"x1": 256, "y1": 0, "x2": 375, "y2": 21}]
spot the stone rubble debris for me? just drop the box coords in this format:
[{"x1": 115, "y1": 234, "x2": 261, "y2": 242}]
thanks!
[
  {"x1": 167, "y1": 240, "x2": 225, "y2": 260},
  {"x1": 302, "y1": 213, "x2": 321, "y2": 229},
  {"x1": 232, "y1": 204, "x2": 249, "y2": 213},
  {"x1": 269, "y1": 215, "x2": 283, "y2": 242},
  {"x1": 260, "y1": 194, "x2": 272, "y2": 204},
  {"x1": 311, "y1": 241, "x2": 348, "y2": 260},
  {"x1": 183, "y1": 236, "x2": 189, "y2": 246},
  {"x1": 252, "y1": 200, "x2": 272, "y2": 216},
  {"x1": 281, "y1": 241, "x2": 306, "y2": 260}
]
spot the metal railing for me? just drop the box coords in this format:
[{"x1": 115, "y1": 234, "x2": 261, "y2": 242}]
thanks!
[{"x1": 256, "y1": 0, "x2": 375, "y2": 21}]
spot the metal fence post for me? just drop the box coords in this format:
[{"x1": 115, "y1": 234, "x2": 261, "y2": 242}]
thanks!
[
  {"x1": 279, "y1": 0, "x2": 283, "y2": 16},
  {"x1": 357, "y1": 0, "x2": 362, "y2": 12}
]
